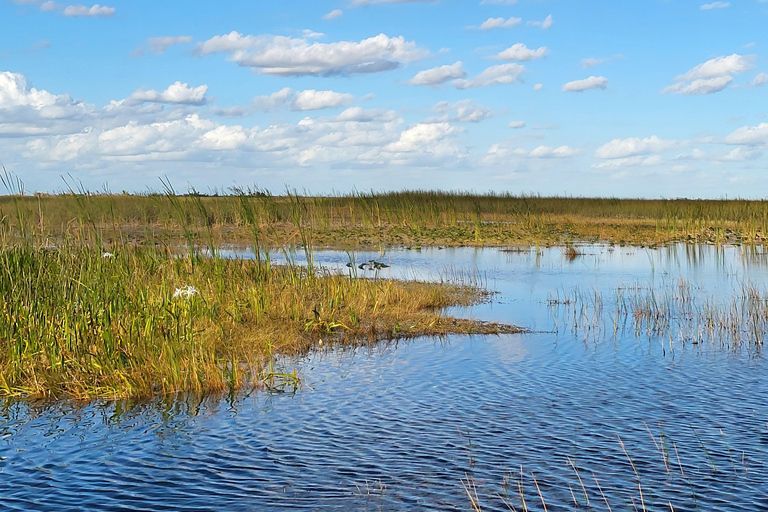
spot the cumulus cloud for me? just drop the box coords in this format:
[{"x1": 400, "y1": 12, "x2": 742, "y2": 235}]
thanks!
[
  {"x1": 211, "y1": 87, "x2": 355, "y2": 116},
  {"x1": 533, "y1": 83, "x2": 543, "y2": 91},
  {"x1": 470, "y1": 17, "x2": 521, "y2": 30},
  {"x1": 494, "y1": 43, "x2": 548, "y2": 61},
  {"x1": 724, "y1": 123, "x2": 768, "y2": 145},
  {"x1": 663, "y1": 54, "x2": 753, "y2": 94},
  {"x1": 0, "y1": 71, "x2": 97, "y2": 137},
  {"x1": 408, "y1": 61, "x2": 466, "y2": 86},
  {"x1": 719, "y1": 147, "x2": 762, "y2": 161},
  {"x1": 591, "y1": 155, "x2": 663, "y2": 170},
  {"x1": 454, "y1": 63, "x2": 525, "y2": 89},
  {"x1": 292, "y1": 89, "x2": 354, "y2": 110},
  {"x1": 509, "y1": 121, "x2": 525, "y2": 129},
  {"x1": 128, "y1": 82, "x2": 209, "y2": 106},
  {"x1": 562, "y1": 76, "x2": 607, "y2": 92},
  {"x1": 700, "y1": 2, "x2": 729, "y2": 9},
  {"x1": 529, "y1": 145, "x2": 581, "y2": 158},
  {"x1": 582, "y1": 54, "x2": 623, "y2": 69},
  {"x1": 747, "y1": 72, "x2": 768, "y2": 87},
  {"x1": 595, "y1": 135, "x2": 679, "y2": 159},
  {"x1": 431, "y1": 100, "x2": 491, "y2": 123},
  {"x1": 132, "y1": 36, "x2": 194, "y2": 57},
  {"x1": 322, "y1": 9, "x2": 343, "y2": 19},
  {"x1": 527, "y1": 14, "x2": 553, "y2": 29},
  {"x1": 196, "y1": 32, "x2": 429, "y2": 76},
  {"x1": 385, "y1": 122, "x2": 459, "y2": 153},
  {"x1": 662, "y1": 76, "x2": 733, "y2": 95},
  {"x1": 63, "y1": 4, "x2": 115, "y2": 17},
  {"x1": 2, "y1": 69, "x2": 476, "y2": 183},
  {"x1": 676, "y1": 54, "x2": 752, "y2": 81}
]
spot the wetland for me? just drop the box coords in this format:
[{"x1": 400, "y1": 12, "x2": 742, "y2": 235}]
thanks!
[{"x1": 2, "y1": 190, "x2": 768, "y2": 510}]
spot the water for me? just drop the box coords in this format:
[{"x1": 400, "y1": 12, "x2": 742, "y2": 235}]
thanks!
[{"x1": 3, "y1": 245, "x2": 768, "y2": 511}]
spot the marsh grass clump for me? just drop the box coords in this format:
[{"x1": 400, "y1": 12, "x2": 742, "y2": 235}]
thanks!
[
  {"x1": 0, "y1": 243, "x2": 517, "y2": 399},
  {"x1": 548, "y1": 278, "x2": 768, "y2": 349},
  {"x1": 0, "y1": 174, "x2": 522, "y2": 399}
]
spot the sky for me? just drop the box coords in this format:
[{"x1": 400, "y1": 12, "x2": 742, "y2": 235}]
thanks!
[{"x1": 0, "y1": 0, "x2": 767, "y2": 197}]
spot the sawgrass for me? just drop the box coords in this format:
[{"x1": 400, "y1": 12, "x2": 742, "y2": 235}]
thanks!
[{"x1": 3, "y1": 189, "x2": 768, "y2": 249}]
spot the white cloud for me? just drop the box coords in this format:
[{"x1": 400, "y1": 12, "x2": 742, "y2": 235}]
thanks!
[
  {"x1": 408, "y1": 61, "x2": 466, "y2": 86},
  {"x1": 591, "y1": 155, "x2": 663, "y2": 170},
  {"x1": 322, "y1": 9, "x2": 343, "y2": 19},
  {"x1": 292, "y1": 89, "x2": 354, "y2": 111},
  {"x1": 494, "y1": 43, "x2": 548, "y2": 61},
  {"x1": 432, "y1": 100, "x2": 491, "y2": 123},
  {"x1": 62, "y1": 4, "x2": 115, "y2": 17},
  {"x1": 529, "y1": 145, "x2": 581, "y2": 158},
  {"x1": 454, "y1": 63, "x2": 525, "y2": 89},
  {"x1": 595, "y1": 135, "x2": 679, "y2": 159},
  {"x1": 724, "y1": 123, "x2": 768, "y2": 145},
  {"x1": 509, "y1": 121, "x2": 525, "y2": 129},
  {"x1": 132, "y1": 36, "x2": 194, "y2": 57},
  {"x1": 582, "y1": 54, "x2": 623, "y2": 69},
  {"x1": 472, "y1": 17, "x2": 521, "y2": 30},
  {"x1": 663, "y1": 54, "x2": 753, "y2": 94},
  {"x1": 700, "y1": 2, "x2": 730, "y2": 9},
  {"x1": 562, "y1": 76, "x2": 607, "y2": 92},
  {"x1": 213, "y1": 87, "x2": 355, "y2": 115},
  {"x1": 128, "y1": 82, "x2": 209, "y2": 106},
  {"x1": 675, "y1": 54, "x2": 752, "y2": 81},
  {"x1": 747, "y1": 72, "x2": 768, "y2": 87},
  {"x1": 527, "y1": 14, "x2": 553, "y2": 30},
  {"x1": 661, "y1": 76, "x2": 733, "y2": 95},
  {"x1": 196, "y1": 32, "x2": 429, "y2": 76},
  {"x1": 40, "y1": 1, "x2": 56, "y2": 11},
  {"x1": 0, "y1": 71, "x2": 94, "y2": 136},
  {"x1": 533, "y1": 83, "x2": 543, "y2": 91},
  {"x1": 719, "y1": 147, "x2": 762, "y2": 161},
  {"x1": 385, "y1": 122, "x2": 459, "y2": 153}
]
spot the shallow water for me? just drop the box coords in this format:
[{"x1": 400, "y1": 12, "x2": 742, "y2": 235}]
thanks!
[{"x1": 3, "y1": 244, "x2": 768, "y2": 511}]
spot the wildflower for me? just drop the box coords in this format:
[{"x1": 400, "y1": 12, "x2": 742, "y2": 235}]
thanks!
[
  {"x1": 102, "y1": 252, "x2": 114, "y2": 258},
  {"x1": 173, "y1": 285, "x2": 199, "y2": 299}
]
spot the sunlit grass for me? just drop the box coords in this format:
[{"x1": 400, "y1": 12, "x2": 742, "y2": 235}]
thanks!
[
  {"x1": 0, "y1": 175, "x2": 521, "y2": 399},
  {"x1": 3, "y1": 188, "x2": 768, "y2": 248}
]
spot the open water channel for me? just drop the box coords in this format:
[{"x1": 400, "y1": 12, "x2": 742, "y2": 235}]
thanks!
[{"x1": 2, "y1": 244, "x2": 768, "y2": 511}]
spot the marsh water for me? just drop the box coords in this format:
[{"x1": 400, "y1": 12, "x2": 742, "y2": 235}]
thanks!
[{"x1": 3, "y1": 244, "x2": 768, "y2": 511}]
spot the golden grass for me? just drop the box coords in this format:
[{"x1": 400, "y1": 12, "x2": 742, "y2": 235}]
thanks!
[{"x1": 0, "y1": 243, "x2": 520, "y2": 400}]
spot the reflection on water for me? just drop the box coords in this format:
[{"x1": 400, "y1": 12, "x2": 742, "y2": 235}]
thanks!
[{"x1": 2, "y1": 244, "x2": 768, "y2": 511}]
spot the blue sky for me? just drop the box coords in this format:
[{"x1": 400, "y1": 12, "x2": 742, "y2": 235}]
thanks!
[{"x1": 1, "y1": 0, "x2": 767, "y2": 197}]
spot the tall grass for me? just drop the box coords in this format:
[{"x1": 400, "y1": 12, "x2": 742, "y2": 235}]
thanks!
[
  {"x1": 0, "y1": 179, "x2": 520, "y2": 399},
  {"x1": 4, "y1": 189, "x2": 768, "y2": 248}
]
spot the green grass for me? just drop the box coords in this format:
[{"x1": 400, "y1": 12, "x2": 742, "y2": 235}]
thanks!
[
  {"x1": 0, "y1": 179, "x2": 522, "y2": 399},
  {"x1": 0, "y1": 242, "x2": 515, "y2": 399},
  {"x1": 4, "y1": 189, "x2": 768, "y2": 248}
]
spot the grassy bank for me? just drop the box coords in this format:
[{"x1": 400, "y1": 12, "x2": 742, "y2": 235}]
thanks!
[
  {"x1": 3, "y1": 189, "x2": 768, "y2": 248},
  {"x1": 0, "y1": 243, "x2": 517, "y2": 399},
  {"x1": 0, "y1": 179, "x2": 522, "y2": 399}
]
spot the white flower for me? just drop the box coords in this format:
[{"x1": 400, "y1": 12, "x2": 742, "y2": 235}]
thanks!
[
  {"x1": 173, "y1": 285, "x2": 199, "y2": 299},
  {"x1": 102, "y1": 252, "x2": 114, "y2": 258}
]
